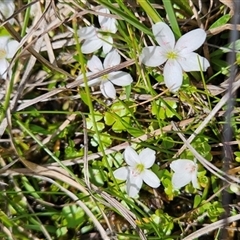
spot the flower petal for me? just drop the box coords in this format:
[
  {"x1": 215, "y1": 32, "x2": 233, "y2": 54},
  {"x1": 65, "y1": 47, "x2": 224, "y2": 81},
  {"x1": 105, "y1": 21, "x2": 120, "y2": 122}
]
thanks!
[
  {"x1": 124, "y1": 146, "x2": 140, "y2": 166},
  {"x1": 79, "y1": 76, "x2": 100, "y2": 87},
  {"x1": 139, "y1": 148, "x2": 156, "y2": 168},
  {"x1": 98, "y1": 8, "x2": 117, "y2": 33},
  {"x1": 6, "y1": 40, "x2": 18, "y2": 58},
  {"x1": 87, "y1": 55, "x2": 104, "y2": 72},
  {"x1": 113, "y1": 166, "x2": 129, "y2": 180},
  {"x1": 152, "y1": 22, "x2": 175, "y2": 49},
  {"x1": 77, "y1": 72, "x2": 100, "y2": 86},
  {"x1": 100, "y1": 81, "x2": 116, "y2": 99},
  {"x1": 30, "y1": 2, "x2": 40, "y2": 18},
  {"x1": 86, "y1": 78, "x2": 101, "y2": 86},
  {"x1": 98, "y1": 8, "x2": 110, "y2": 27},
  {"x1": 0, "y1": 59, "x2": 9, "y2": 79},
  {"x1": 104, "y1": 18, "x2": 117, "y2": 33},
  {"x1": 103, "y1": 50, "x2": 121, "y2": 68},
  {"x1": 78, "y1": 26, "x2": 97, "y2": 40},
  {"x1": 81, "y1": 38, "x2": 103, "y2": 54},
  {"x1": 0, "y1": 0, "x2": 15, "y2": 24},
  {"x1": 163, "y1": 60, "x2": 182, "y2": 92},
  {"x1": 170, "y1": 159, "x2": 195, "y2": 172},
  {"x1": 0, "y1": 36, "x2": 9, "y2": 47},
  {"x1": 126, "y1": 174, "x2": 143, "y2": 198},
  {"x1": 172, "y1": 172, "x2": 192, "y2": 189},
  {"x1": 171, "y1": 160, "x2": 199, "y2": 189},
  {"x1": 140, "y1": 46, "x2": 167, "y2": 67},
  {"x1": 108, "y1": 71, "x2": 133, "y2": 86},
  {"x1": 101, "y1": 35, "x2": 114, "y2": 54},
  {"x1": 175, "y1": 28, "x2": 206, "y2": 54},
  {"x1": 142, "y1": 170, "x2": 160, "y2": 188},
  {"x1": 178, "y1": 52, "x2": 210, "y2": 72},
  {"x1": 191, "y1": 173, "x2": 199, "y2": 189}
]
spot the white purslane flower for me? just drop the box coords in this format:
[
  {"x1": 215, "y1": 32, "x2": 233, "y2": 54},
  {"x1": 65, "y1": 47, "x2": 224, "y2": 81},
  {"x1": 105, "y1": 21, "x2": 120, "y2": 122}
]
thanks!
[
  {"x1": 0, "y1": 0, "x2": 15, "y2": 24},
  {"x1": 79, "y1": 50, "x2": 133, "y2": 99},
  {"x1": 0, "y1": 36, "x2": 18, "y2": 79},
  {"x1": 30, "y1": 1, "x2": 41, "y2": 22},
  {"x1": 113, "y1": 146, "x2": 160, "y2": 198},
  {"x1": 78, "y1": 8, "x2": 117, "y2": 54},
  {"x1": 170, "y1": 159, "x2": 199, "y2": 190},
  {"x1": 140, "y1": 22, "x2": 210, "y2": 92}
]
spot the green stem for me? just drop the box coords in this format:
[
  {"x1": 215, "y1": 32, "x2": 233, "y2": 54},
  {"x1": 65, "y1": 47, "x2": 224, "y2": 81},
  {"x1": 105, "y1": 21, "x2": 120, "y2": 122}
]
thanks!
[
  {"x1": 72, "y1": 18, "x2": 118, "y2": 186},
  {"x1": 21, "y1": 0, "x2": 31, "y2": 37}
]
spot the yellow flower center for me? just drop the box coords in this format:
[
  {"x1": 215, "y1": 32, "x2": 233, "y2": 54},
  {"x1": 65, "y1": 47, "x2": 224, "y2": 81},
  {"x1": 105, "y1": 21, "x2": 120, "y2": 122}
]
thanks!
[
  {"x1": 0, "y1": 48, "x2": 7, "y2": 60},
  {"x1": 100, "y1": 74, "x2": 109, "y2": 82},
  {"x1": 166, "y1": 51, "x2": 178, "y2": 60},
  {"x1": 133, "y1": 163, "x2": 145, "y2": 176}
]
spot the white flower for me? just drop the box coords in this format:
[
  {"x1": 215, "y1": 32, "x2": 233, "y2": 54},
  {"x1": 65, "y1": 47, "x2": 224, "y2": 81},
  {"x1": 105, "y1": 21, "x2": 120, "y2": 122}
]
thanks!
[
  {"x1": 0, "y1": 0, "x2": 15, "y2": 24},
  {"x1": 113, "y1": 146, "x2": 160, "y2": 198},
  {"x1": 78, "y1": 8, "x2": 117, "y2": 54},
  {"x1": 0, "y1": 36, "x2": 18, "y2": 79},
  {"x1": 170, "y1": 159, "x2": 199, "y2": 189},
  {"x1": 79, "y1": 50, "x2": 133, "y2": 99},
  {"x1": 140, "y1": 22, "x2": 210, "y2": 92},
  {"x1": 30, "y1": 1, "x2": 41, "y2": 19}
]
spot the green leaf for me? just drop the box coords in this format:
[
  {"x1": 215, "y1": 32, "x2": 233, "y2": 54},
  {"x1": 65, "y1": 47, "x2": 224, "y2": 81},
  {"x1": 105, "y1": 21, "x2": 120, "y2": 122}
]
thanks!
[
  {"x1": 0, "y1": 210, "x2": 14, "y2": 227},
  {"x1": 111, "y1": 152, "x2": 124, "y2": 168},
  {"x1": 207, "y1": 202, "x2": 225, "y2": 222},
  {"x1": 79, "y1": 89, "x2": 90, "y2": 106},
  {"x1": 88, "y1": 165, "x2": 106, "y2": 186},
  {"x1": 56, "y1": 227, "x2": 68, "y2": 237},
  {"x1": 152, "y1": 99, "x2": 179, "y2": 120},
  {"x1": 234, "y1": 151, "x2": 240, "y2": 162},
  {"x1": 210, "y1": 39, "x2": 240, "y2": 57},
  {"x1": 29, "y1": 124, "x2": 50, "y2": 134},
  {"x1": 162, "y1": 0, "x2": 181, "y2": 38},
  {"x1": 65, "y1": 140, "x2": 83, "y2": 158},
  {"x1": 125, "y1": 84, "x2": 132, "y2": 100},
  {"x1": 62, "y1": 205, "x2": 85, "y2": 228},
  {"x1": 162, "y1": 176, "x2": 174, "y2": 200},
  {"x1": 171, "y1": 0, "x2": 193, "y2": 16},
  {"x1": 91, "y1": 132, "x2": 112, "y2": 148},
  {"x1": 211, "y1": 175, "x2": 220, "y2": 194},
  {"x1": 0, "y1": 28, "x2": 11, "y2": 36},
  {"x1": 193, "y1": 195, "x2": 202, "y2": 208},
  {"x1": 126, "y1": 127, "x2": 144, "y2": 137},
  {"x1": 86, "y1": 111, "x2": 105, "y2": 131},
  {"x1": 104, "y1": 112, "x2": 115, "y2": 126},
  {"x1": 181, "y1": 137, "x2": 213, "y2": 161},
  {"x1": 211, "y1": 58, "x2": 229, "y2": 75},
  {"x1": 111, "y1": 101, "x2": 129, "y2": 116},
  {"x1": 104, "y1": 101, "x2": 134, "y2": 133},
  {"x1": 230, "y1": 184, "x2": 240, "y2": 195},
  {"x1": 193, "y1": 137, "x2": 212, "y2": 161},
  {"x1": 209, "y1": 14, "x2": 231, "y2": 29},
  {"x1": 112, "y1": 117, "x2": 131, "y2": 132},
  {"x1": 137, "y1": 0, "x2": 163, "y2": 23},
  {"x1": 155, "y1": 209, "x2": 174, "y2": 235},
  {"x1": 161, "y1": 136, "x2": 175, "y2": 149}
]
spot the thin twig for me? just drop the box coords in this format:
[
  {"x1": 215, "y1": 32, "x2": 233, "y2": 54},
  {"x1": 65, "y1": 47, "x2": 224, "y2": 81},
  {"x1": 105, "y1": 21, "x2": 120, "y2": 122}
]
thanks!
[{"x1": 183, "y1": 214, "x2": 240, "y2": 240}]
